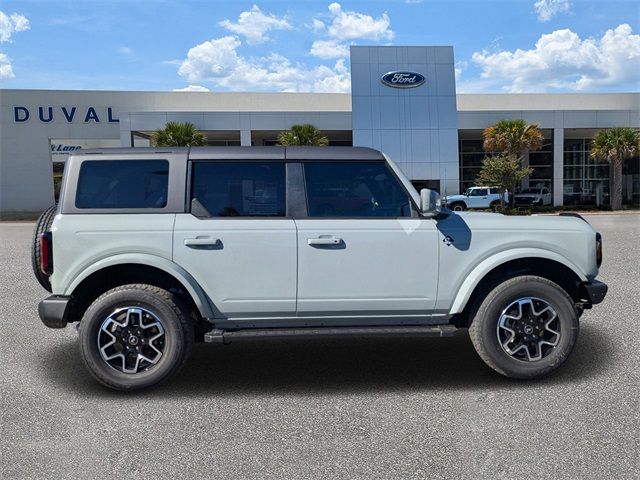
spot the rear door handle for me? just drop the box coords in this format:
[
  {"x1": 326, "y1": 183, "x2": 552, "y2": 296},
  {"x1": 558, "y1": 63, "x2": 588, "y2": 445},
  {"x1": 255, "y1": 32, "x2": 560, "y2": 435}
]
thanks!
[
  {"x1": 184, "y1": 237, "x2": 222, "y2": 249},
  {"x1": 307, "y1": 236, "x2": 343, "y2": 246}
]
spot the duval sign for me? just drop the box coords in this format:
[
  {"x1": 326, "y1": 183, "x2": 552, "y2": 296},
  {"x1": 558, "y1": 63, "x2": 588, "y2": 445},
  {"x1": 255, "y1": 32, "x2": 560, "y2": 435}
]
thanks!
[
  {"x1": 381, "y1": 71, "x2": 426, "y2": 89},
  {"x1": 13, "y1": 106, "x2": 119, "y2": 123}
]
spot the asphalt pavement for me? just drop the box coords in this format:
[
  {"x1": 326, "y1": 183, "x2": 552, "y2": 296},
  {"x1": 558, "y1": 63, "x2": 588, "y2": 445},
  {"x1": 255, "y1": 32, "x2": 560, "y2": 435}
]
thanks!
[{"x1": 1, "y1": 214, "x2": 638, "y2": 479}]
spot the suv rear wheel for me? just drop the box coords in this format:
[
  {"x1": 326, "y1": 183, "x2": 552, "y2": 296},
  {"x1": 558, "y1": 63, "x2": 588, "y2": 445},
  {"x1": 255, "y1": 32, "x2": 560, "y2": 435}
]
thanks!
[
  {"x1": 469, "y1": 275, "x2": 579, "y2": 378},
  {"x1": 78, "y1": 284, "x2": 194, "y2": 390}
]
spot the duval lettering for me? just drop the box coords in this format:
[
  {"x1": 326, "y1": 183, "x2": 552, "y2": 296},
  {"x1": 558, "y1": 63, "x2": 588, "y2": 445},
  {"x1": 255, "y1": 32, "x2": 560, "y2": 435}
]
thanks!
[{"x1": 13, "y1": 106, "x2": 119, "y2": 123}]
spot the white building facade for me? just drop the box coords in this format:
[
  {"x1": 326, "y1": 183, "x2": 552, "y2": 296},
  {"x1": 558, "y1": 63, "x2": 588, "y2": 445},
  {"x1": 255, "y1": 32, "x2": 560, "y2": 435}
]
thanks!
[{"x1": 1, "y1": 46, "x2": 638, "y2": 216}]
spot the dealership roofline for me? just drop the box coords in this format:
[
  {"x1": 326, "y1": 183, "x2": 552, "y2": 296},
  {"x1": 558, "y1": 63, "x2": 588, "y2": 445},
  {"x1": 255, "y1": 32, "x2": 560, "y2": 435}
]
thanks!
[{"x1": 2, "y1": 89, "x2": 638, "y2": 113}]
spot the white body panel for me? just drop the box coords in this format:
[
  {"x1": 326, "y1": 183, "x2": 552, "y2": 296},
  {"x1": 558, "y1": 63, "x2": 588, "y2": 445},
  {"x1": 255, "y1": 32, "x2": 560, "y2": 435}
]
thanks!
[
  {"x1": 50, "y1": 214, "x2": 175, "y2": 295},
  {"x1": 295, "y1": 218, "x2": 439, "y2": 313},
  {"x1": 433, "y1": 212, "x2": 598, "y2": 312},
  {"x1": 172, "y1": 215, "x2": 297, "y2": 317}
]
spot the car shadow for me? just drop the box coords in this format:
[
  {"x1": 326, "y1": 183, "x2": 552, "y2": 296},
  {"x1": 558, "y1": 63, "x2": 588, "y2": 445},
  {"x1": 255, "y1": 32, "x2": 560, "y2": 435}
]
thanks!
[{"x1": 40, "y1": 322, "x2": 613, "y2": 397}]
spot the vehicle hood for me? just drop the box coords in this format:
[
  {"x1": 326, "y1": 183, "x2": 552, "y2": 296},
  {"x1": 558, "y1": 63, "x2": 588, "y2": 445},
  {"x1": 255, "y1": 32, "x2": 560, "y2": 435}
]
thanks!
[
  {"x1": 450, "y1": 211, "x2": 594, "y2": 232},
  {"x1": 515, "y1": 193, "x2": 541, "y2": 198},
  {"x1": 444, "y1": 194, "x2": 467, "y2": 202},
  {"x1": 434, "y1": 211, "x2": 599, "y2": 279}
]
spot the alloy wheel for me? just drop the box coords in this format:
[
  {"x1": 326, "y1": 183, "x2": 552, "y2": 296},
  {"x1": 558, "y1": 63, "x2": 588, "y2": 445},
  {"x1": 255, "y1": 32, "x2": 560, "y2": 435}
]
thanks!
[
  {"x1": 97, "y1": 306, "x2": 166, "y2": 374},
  {"x1": 496, "y1": 297, "x2": 561, "y2": 362}
]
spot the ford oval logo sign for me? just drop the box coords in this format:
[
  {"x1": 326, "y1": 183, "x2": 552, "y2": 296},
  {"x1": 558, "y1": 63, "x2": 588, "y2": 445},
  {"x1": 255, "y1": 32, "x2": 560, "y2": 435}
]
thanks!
[{"x1": 381, "y1": 71, "x2": 426, "y2": 89}]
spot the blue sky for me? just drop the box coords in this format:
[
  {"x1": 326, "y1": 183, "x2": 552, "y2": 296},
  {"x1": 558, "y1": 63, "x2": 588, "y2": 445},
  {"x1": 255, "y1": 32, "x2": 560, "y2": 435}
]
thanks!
[{"x1": 1, "y1": 0, "x2": 638, "y2": 93}]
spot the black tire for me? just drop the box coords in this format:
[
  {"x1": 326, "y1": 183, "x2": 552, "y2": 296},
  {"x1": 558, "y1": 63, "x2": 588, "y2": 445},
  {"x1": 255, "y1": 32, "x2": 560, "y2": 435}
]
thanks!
[
  {"x1": 31, "y1": 205, "x2": 57, "y2": 292},
  {"x1": 490, "y1": 200, "x2": 503, "y2": 212},
  {"x1": 469, "y1": 275, "x2": 579, "y2": 379},
  {"x1": 449, "y1": 202, "x2": 466, "y2": 212},
  {"x1": 78, "y1": 284, "x2": 194, "y2": 391}
]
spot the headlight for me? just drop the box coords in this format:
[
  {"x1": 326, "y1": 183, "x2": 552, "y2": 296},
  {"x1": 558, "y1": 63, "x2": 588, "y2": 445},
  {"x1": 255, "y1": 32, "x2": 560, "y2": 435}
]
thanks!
[{"x1": 595, "y1": 232, "x2": 602, "y2": 267}]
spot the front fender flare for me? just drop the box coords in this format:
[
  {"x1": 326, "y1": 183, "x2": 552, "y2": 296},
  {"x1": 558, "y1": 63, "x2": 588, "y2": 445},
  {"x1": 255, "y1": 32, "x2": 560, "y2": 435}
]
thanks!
[
  {"x1": 449, "y1": 248, "x2": 588, "y2": 314},
  {"x1": 64, "y1": 253, "x2": 215, "y2": 319}
]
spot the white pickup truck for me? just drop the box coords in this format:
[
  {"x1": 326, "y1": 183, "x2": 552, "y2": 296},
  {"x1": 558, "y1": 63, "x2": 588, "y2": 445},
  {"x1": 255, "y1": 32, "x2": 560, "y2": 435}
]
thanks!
[
  {"x1": 33, "y1": 147, "x2": 607, "y2": 390},
  {"x1": 444, "y1": 186, "x2": 507, "y2": 211},
  {"x1": 515, "y1": 187, "x2": 553, "y2": 206}
]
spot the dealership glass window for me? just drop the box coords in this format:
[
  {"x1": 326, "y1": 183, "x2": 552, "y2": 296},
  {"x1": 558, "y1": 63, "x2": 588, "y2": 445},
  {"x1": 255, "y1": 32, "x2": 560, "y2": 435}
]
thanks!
[
  {"x1": 191, "y1": 161, "x2": 286, "y2": 217},
  {"x1": 76, "y1": 160, "x2": 169, "y2": 209},
  {"x1": 622, "y1": 156, "x2": 640, "y2": 206},
  {"x1": 459, "y1": 135, "x2": 553, "y2": 194},
  {"x1": 458, "y1": 139, "x2": 488, "y2": 193},
  {"x1": 303, "y1": 161, "x2": 411, "y2": 217},
  {"x1": 526, "y1": 139, "x2": 553, "y2": 191},
  {"x1": 52, "y1": 162, "x2": 65, "y2": 202},
  {"x1": 563, "y1": 138, "x2": 610, "y2": 206}
]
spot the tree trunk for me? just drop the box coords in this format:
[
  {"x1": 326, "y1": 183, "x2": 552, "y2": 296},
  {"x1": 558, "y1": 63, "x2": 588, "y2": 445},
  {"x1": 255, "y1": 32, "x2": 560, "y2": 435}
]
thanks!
[{"x1": 611, "y1": 158, "x2": 623, "y2": 210}]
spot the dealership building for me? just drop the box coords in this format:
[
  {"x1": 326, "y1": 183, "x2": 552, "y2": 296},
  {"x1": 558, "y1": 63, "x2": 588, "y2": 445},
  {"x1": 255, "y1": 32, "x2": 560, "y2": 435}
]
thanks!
[{"x1": 1, "y1": 45, "x2": 638, "y2": 216}]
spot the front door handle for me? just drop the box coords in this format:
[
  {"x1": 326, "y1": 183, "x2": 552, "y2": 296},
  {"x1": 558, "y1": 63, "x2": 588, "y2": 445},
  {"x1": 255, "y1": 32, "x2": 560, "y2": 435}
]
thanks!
[
  {"x1": 307, "y1": 236, "x2": 343, "y2": 246},
  {"x1": 184, "y1": 237, "x2": 222, "y2": 249}
]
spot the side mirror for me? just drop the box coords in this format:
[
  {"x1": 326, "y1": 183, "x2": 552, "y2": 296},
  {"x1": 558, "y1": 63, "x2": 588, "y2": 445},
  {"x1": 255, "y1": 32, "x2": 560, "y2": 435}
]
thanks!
[{"x1": 420, "y1": 188, "x2": 442, "y2": 217}]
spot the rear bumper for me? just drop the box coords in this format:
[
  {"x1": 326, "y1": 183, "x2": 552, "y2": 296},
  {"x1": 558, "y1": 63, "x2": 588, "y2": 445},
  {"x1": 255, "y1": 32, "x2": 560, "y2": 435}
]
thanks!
[
  {"x1": 38, "y1": 295, "x2": 71, "y2": 328},
  {"x1": 582, "y1": 280, "x2": 608, "y2": 305}
]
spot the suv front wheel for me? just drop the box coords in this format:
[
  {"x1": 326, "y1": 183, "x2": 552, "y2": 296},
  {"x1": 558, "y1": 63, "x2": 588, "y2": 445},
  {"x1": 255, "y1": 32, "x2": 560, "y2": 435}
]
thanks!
[
  {"x1": 78, "y1": 284, "x2": 194, "y2": 390},
  {"x1": 469, "y1": 276, "x2": 579, "y2": 379}
]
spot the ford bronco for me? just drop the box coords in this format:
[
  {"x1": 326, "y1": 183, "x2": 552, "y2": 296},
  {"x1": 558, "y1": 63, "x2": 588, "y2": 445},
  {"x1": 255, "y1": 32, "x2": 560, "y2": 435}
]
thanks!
[{"x1": 34, "y1": 147, "x2": 607, "y2": 390}]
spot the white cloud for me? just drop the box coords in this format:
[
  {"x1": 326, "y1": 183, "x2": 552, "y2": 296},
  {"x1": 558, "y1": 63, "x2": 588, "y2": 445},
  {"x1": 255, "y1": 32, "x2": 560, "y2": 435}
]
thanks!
[
  {"x1": 0, "y1": 52, "x2": 14, "y2": 79},
  {"x1": 219, "y1": 5, "x2": 291, "y2": 45},
  {"x1": 308, "y1": 3, "x2": 393, "y2": 60},
  {"x1": 0, "y1": 11, "x2": 29, "y2": 42},
  {"x1": 324, "y1": 2, "x2": 393, "y2": 41},
  {"x1": 471, "y1": 24, "x2": 640, "y2": 92},
  {"x1": 454, "y1": 60, "x2": 468, "y2": 82},
  {"x1": 310, "y1": 39, "x2": 350, "y2": 60},
  {"x1": 177, "y1": 35, "x2": 350, "y2": 92},
  {"x1": 173, "y1": 85, "x2": 210, "y2": 92},
  {"x1": 178, "y1": 36, "x2": 243, "y2": 82},
  {"x1": 0, "y1": 12, "x2": 28, "y2": 80},
  {"x1": 310, "y1": 19, "x2": 325, "y2": 31},
  {"x1": 118, "y1": 46, "x2": 134, "y2": 56},
  {"x1": 533, "y1": 0, "x2": 571, "y2": 22}
]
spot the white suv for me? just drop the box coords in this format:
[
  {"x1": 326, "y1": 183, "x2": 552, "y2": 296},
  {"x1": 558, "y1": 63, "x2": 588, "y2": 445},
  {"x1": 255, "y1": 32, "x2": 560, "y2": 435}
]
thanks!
[
  {"x1": 444, "y1": 186, "x2": 507, "y2": 211},
  {"x1": 33, "y1": 147, "x2": 607, "y2": 390}
]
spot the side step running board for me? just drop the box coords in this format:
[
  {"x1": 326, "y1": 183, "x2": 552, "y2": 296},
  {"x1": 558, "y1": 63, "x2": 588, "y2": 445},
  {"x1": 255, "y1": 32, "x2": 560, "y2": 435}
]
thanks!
[{"x1": 204, "y1": 325, "x2": 457, "y2": 344}]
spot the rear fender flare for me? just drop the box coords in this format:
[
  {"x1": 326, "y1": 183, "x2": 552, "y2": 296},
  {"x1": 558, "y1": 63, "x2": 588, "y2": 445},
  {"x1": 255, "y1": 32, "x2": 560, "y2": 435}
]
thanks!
[{"x1": 64, "y1": 253, "x2": 215, "y2": 319}]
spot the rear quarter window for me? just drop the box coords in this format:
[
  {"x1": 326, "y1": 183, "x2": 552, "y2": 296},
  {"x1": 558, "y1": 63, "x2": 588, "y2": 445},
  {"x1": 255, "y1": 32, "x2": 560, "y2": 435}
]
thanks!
[{"x1": 75, "y1": 160, "x2": 169, "y2": 209}]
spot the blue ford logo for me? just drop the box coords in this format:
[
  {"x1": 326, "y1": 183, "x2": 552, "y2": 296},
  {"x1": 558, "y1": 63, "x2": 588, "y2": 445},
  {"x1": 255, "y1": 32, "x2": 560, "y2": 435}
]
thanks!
[{"x1": 381, "y1": 71, "x2": 426, "y2": 89}]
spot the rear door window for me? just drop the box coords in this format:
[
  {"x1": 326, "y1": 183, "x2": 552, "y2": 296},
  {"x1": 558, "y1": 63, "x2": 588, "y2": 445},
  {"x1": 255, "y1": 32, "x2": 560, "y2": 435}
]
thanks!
[
  {"x1": 75, "y1": 160, "x2": 169, "y2": 209},
  {"x1": 191, "y1": 161, "x2": 286, "y2": 217}
]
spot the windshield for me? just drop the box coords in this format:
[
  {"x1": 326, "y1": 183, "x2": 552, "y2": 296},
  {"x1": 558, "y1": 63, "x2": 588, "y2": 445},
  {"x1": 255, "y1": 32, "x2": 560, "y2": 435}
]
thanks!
[{"x1": 519, "y1": 188, "x2": 539, "y2": 194}]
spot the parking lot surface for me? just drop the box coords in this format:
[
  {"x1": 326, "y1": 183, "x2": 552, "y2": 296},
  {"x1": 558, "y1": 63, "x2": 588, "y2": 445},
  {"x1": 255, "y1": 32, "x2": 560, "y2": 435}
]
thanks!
[{"x1": 1, "y1": 214, "x2": 638, "y2": 479}]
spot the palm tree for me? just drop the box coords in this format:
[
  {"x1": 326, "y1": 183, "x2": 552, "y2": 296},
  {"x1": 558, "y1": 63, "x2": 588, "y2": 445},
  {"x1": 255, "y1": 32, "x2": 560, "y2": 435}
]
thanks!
[
  {"x1": 483, "y1": 119, "x2": 544, "y2": 158},
  {"x1": 482, "y1": 119, "x2": 544, "y2": 205},
  {"x1": 590, "y1": 127, "x2": 640, "y2": 210},
  {"x1": 277, "y1": 124, "x2": 329, "y2": 146},
  {"x1": 152, "y1": 122, "x2": 207, "y2": 147}
]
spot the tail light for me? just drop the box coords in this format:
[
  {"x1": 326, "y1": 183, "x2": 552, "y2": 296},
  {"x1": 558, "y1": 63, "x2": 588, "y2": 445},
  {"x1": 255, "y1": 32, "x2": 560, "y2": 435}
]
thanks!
[
  {"x1": 40, "y1": 232, "x2": 53, "y2": 275},
  {"x1": 595, "y1": 232, "x2": 602, "y2": 268}
]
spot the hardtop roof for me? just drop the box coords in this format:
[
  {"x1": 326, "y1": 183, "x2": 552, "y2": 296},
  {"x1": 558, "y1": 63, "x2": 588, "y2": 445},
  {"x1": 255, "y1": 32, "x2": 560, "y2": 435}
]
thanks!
[{"x1": 74, "y1": 146, "x2": 384, "y2": 161}]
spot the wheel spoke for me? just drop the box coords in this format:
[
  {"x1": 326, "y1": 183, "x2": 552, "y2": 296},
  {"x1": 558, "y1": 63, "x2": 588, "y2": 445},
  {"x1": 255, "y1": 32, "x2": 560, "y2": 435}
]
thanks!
[
  {"x1": 496, "y1": 296, "x2": 560, "y2": 363},
  {"x1": 98, "y1": 306, "x2": 166, "y2": 375}
]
